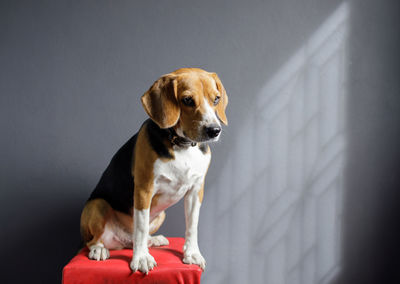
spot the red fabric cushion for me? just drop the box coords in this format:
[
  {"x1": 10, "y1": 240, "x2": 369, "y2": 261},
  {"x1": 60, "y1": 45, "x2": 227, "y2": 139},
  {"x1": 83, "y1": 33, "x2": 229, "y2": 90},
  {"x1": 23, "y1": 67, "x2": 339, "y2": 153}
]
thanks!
[{"x1": 63, "y1": 237, "x2": 202, "y2": 284}]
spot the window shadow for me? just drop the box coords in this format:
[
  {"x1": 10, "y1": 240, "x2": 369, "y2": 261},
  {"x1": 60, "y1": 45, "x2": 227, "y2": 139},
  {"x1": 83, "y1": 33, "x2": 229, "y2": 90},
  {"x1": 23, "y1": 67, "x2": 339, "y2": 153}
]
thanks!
[{"x1": 200, "y1": 3, "x2": 349, "y2": 283}]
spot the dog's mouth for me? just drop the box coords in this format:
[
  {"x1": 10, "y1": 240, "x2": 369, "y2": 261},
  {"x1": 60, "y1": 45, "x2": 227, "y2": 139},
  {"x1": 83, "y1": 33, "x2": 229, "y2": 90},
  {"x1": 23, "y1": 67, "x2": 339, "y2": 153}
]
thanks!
[{"x1": 181, "y1": 129, "x2": 221, "y2": 143}]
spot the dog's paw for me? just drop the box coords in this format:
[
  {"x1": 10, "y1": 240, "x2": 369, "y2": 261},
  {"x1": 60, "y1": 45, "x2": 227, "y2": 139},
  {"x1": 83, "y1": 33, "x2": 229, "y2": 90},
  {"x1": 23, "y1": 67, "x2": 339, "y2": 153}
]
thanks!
[
  {"x1": 130, "y1": 251, "x2": 157, "y2": 274},
  {"x1": 148, "y1": 235, "x2": 169, "y2": 247},
  {"x1": 183, "y1": 250, "x2": 206, "y2": 270},
  {"x1": 88, "y1": 244, "x2": 110, "y2": 261}
]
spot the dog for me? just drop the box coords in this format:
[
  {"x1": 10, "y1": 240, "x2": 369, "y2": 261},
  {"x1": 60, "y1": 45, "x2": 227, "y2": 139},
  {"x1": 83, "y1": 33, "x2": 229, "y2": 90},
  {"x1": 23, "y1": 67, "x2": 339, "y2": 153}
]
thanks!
[{"x1": 80, "y1": 67, "x2": 228, "y2": 274}]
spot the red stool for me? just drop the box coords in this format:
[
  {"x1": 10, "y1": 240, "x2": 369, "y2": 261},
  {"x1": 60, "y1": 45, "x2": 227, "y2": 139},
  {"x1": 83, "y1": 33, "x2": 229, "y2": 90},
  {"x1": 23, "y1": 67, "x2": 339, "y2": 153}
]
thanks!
[{"x1": 63, "y1": 237, "x2": 202, "y2": 284}]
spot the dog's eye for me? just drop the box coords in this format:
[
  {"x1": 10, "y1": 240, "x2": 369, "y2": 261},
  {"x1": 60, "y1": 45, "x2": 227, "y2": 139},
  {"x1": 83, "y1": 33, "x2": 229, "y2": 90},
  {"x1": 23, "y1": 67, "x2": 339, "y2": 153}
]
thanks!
[
  {"x1": 182, "y1": 97, "x2": 195, "y2": 107},
  {"x1": 213, "y1": 96, "x2": 220, "y2": 106}
]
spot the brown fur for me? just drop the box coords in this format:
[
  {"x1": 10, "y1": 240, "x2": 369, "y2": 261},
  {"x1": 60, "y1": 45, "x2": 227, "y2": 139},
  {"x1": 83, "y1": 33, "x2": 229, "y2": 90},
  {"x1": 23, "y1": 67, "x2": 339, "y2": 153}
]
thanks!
[
  {"x1": 211, "y1": 72, "x2": 228, "y2": 125},
  {"x1": 80, "y1": 198, "x2": 167, "y2": 248},
  {"x1": 133, "y1": 123, "x2": 171, "y2": 210},
  {"x1": 80, "y1": 199, "x2": 113, "y2": 246},
  {"x1": 198, "y1": 187, "x2": 204, "y2": 203},
  {"x1": 150, "y1": 193, "x2": 162, "y2": 210},
  {"x1": 141, "y1": 75, "x2": 180, "y2": 129}
]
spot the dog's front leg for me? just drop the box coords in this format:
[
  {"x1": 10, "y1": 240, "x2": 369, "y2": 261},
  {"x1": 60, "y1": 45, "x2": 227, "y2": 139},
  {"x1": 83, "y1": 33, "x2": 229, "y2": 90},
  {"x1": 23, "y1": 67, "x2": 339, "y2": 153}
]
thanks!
[
  {"x1": 183, "y1": 185, "x2": 206, "y2": 270},
  {"x1": 130, "y1": 191, "x2": 157, "y2": 274}
]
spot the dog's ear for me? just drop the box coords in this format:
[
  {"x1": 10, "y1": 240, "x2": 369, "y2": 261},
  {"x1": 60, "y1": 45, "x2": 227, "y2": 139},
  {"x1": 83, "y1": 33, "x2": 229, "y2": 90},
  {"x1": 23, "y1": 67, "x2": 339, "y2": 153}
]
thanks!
[
  {"x1": 141, "y1": 74, "x2": 180, "y2": 129},
  {"x1": 211, "y1": 73, "x2": 228, "y2": 125}
]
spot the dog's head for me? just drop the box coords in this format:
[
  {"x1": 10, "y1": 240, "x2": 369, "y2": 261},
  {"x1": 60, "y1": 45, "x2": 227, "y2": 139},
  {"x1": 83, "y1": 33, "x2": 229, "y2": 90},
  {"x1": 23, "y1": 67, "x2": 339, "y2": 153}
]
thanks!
[{"x1": 141, "y1": 68, "x2": 228, "y2": 142}]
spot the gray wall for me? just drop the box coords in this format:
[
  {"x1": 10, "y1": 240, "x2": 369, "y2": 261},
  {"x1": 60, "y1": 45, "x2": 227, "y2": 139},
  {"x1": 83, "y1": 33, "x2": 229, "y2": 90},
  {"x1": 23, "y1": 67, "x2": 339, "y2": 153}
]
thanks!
[{"x1": 1, "y1": 0, "x2": 399, "y2": 283}]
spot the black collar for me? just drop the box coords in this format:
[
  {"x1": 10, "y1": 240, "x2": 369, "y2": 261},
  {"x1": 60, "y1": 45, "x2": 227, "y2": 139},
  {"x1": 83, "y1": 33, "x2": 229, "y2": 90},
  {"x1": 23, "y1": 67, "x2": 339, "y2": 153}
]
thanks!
[{"x1": 168, "y1": 128, "x2": 197, "y2": 147}]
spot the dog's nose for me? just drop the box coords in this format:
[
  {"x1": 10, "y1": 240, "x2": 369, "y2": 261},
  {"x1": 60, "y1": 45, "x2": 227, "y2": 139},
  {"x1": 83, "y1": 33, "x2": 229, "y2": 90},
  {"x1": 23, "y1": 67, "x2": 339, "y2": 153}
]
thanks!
[{"x1": 205, "y1": 126, "x2": 221, "y2": 138}]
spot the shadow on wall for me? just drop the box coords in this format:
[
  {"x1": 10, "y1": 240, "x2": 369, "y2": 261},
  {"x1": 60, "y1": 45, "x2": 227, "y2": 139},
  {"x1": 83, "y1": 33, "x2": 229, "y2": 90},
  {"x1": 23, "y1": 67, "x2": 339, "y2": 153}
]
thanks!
[
  {"x1": 1, "y1": 177, "x2": 85, "y2": 284},
  {"x1": 199, "y1": 3, "x2": 349, "y2": 284}
]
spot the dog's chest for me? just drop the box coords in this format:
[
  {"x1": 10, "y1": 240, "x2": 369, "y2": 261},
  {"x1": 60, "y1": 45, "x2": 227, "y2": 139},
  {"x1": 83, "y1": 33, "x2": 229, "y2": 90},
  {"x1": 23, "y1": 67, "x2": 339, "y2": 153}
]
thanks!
[{"x1": 152, "y1": 146, "x2": 210, "y2": 209}]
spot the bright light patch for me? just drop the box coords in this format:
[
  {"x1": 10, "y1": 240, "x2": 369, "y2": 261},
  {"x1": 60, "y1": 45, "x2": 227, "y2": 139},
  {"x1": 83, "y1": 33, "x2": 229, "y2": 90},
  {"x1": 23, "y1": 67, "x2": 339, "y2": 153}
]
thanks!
[{"x1": 200, "y1": 3, "x2": 349, "y2": 283}]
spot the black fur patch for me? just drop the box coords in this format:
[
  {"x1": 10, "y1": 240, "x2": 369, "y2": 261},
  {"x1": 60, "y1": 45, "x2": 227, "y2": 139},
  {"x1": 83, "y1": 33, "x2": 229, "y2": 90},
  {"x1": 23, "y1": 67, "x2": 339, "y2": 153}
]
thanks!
[
  {"x1": 87, "y1": 119, "x2": 173, "y2": 214},
  {"x1": 146, "y1": 119, "x2": 174, "y2": 159},
  {"x1": 88, "y1": 133, "x2": 137, "y2": 214}
]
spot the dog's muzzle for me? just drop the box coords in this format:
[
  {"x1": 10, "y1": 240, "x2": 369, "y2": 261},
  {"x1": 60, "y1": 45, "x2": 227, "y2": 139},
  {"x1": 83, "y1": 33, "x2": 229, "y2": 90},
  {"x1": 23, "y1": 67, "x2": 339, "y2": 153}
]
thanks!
[{"x1": 204, "y1": 125, "x2": 221, "y2": 139}]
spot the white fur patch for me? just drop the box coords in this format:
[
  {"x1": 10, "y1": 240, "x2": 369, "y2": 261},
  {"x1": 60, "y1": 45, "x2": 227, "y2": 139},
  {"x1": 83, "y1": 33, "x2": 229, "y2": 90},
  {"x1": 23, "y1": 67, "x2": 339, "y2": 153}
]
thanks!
[
  {"x1": 131, "y1": 143, "x2": 211, "y2": 273},
  {"x1": 148, "y1": 235, "x2": 169, "y2": 247},
  {"x1": 151, "y1": 145, "x2": 210, "y2": 270},
  {"x1": 183, "y1": 249, "x2": 206, "y2": 270},
  {"x1": 201, "y1": 98, "x2": 221, "y2": 141},
  {"x1": 131, "y1": 208, "x2": 157, "y2": 274},
  {"x1": 150, "y1": 146, "x2": 211, "y2": 219},
  {"x1": 183, "y1": 189, "x2": 206, "y2": 269},
  {"x1": 100, "y1": 223, "x2": 125, "y2": 249},
  {"x1": 89, "y1": 243, "x2": 110, "y2": 261},
  {"x1": 202, "y1": 98, "x2": 220, "y2": 127}
]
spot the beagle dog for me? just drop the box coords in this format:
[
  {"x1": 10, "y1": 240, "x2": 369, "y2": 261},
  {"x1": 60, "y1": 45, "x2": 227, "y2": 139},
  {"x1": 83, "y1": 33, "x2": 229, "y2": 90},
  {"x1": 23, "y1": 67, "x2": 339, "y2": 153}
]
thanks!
[{"x1": 80, "y1": 68, "x2": 228, "y2": 274}]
